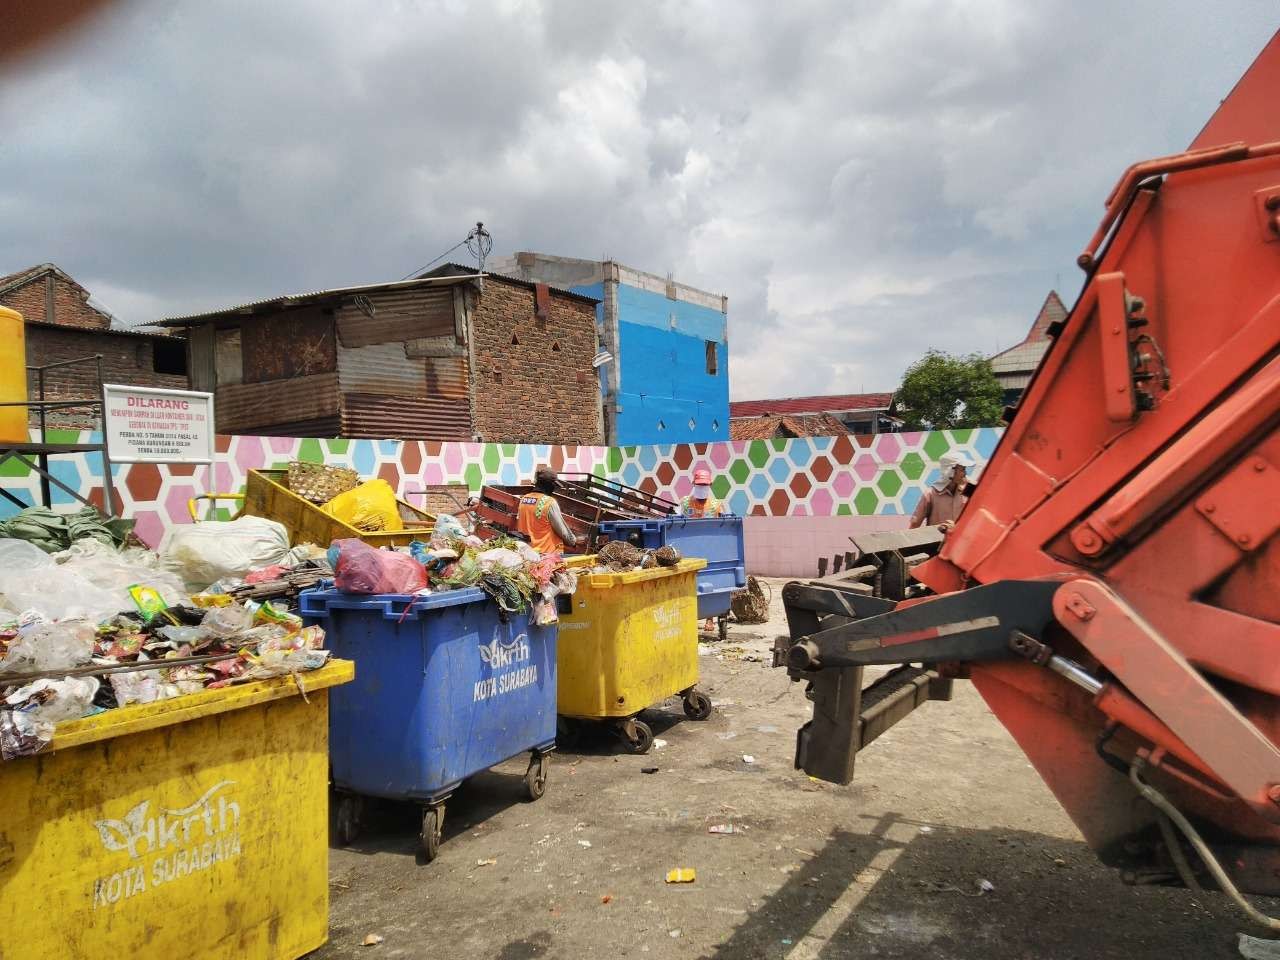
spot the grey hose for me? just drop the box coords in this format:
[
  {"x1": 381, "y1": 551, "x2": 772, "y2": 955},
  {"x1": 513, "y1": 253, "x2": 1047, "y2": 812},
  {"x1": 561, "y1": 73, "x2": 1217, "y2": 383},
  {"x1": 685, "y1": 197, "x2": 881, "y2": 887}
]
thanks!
[{"x1": 1129, "y1": 759, "x2": 1280, "y2": 931}]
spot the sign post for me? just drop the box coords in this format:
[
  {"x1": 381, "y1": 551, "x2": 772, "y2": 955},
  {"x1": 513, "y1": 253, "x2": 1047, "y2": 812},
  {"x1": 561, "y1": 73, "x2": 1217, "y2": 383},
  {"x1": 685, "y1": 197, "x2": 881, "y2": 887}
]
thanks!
[{"x1": 102, "y1": 385, "x2": 216, "y2": 465}]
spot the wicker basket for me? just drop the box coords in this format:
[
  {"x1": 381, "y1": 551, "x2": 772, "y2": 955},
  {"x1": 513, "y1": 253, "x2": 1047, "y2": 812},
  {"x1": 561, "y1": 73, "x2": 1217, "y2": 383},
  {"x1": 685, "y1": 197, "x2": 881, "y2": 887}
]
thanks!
[{"x1": 287, "y1": 460, "x2": 359, "y2": 505}]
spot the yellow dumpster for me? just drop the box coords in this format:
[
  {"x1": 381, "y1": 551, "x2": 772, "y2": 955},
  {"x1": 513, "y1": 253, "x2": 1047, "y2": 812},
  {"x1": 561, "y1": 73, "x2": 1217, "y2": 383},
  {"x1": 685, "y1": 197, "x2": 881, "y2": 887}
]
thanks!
[
  {"x1": 0, "y1": 660, "x2": 354, "y2": 960},
  {"x1": 0, "y1": 305, "x2": 27, "y2": 443},
  {"x1": 557, "y1": 557, "x2": 713, "y2": 754}
]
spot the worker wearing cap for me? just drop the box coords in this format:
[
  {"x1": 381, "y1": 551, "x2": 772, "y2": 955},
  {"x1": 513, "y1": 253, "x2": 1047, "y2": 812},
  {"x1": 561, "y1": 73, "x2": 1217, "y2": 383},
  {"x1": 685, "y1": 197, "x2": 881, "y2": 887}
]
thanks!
[
  {"x1": 678, "y1": 468, "x2": 728, "y2": 635},
  {"x1": 517, "y1": 467, "x2": 578, "y2": 556},
  {"x1": 910, "y1": 454, "x2": 974, "y2": 533},
  {"x1": 679, "y1": 468, "x2": 726, "y2": 519}
]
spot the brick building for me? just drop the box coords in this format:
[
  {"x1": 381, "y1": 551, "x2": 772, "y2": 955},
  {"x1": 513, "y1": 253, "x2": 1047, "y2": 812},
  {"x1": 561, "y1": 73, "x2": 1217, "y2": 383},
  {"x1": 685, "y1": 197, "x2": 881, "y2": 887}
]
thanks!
[
  {"x1": 0, "y1": 264, "x2": 189, "y2": 425},
  {"x1": 160, "y1": 269, "x2": 604, "y2": 443}
]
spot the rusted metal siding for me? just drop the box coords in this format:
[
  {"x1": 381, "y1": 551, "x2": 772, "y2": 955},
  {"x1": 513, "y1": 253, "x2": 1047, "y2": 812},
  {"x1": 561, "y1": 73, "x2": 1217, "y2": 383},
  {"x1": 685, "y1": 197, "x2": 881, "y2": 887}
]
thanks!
[
  {"x1": 340, "y1": 393, "x2": 471, "y2": 440},
  {"x1": 215, "y1": 328, "x2": 243, "y2": 386},
  {"x1": 216, "y1": 373, "x2": 339, "y2": 433},
  {"x1": 335, "y1": 288, "x2": 456, "y2": 348},
  {"x1": 188, "y1": 323, "x2": 215, "y2": 392},
  {"x1": 338, "y1": 343, "x2": 469, "y2": 398},
  {"x1": 242, "y1": 308, "x2": 336, "y2": 383}
]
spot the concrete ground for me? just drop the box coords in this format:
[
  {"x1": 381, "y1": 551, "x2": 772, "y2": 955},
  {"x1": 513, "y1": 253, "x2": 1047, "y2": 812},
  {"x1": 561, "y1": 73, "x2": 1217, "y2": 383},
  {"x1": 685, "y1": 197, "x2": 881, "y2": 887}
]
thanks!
[{"x1": 315, "y1": 578, "x2": 1264, "y2": 960}]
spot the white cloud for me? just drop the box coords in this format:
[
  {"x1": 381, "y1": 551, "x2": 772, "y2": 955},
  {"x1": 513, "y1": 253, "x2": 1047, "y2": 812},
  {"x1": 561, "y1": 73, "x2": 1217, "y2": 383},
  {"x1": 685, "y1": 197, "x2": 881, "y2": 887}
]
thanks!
[{"x1": 0, "y1": 0, "x2": 1274, "y2": 401}]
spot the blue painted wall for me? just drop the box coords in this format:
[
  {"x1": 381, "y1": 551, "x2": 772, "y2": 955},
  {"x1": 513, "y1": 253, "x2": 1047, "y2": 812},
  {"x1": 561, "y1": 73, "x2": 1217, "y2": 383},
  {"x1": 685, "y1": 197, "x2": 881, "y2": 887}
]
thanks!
[{"x1": 565, "y1": 281, "x2": 729, "y2": 446}]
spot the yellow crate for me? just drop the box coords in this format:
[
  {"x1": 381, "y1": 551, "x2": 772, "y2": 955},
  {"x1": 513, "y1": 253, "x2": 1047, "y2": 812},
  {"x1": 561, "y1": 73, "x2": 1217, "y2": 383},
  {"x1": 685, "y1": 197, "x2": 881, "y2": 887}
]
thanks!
[
  {"x1": 0, "y1": 661, "x2": 354, "y2": 960},
  {"x1": 244, "y1": 468, "x2": 437, "y2": 548},
  {"x1": 557, "y1": 557, "x2": 706, "y2": 719}
]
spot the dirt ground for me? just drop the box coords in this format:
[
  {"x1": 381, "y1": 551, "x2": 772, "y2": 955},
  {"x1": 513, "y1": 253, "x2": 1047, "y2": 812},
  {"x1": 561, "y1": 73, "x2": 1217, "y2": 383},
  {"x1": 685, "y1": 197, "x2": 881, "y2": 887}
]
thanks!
[{"x1": 315, "y1": 578, "x2": 1265, "y2": 960}]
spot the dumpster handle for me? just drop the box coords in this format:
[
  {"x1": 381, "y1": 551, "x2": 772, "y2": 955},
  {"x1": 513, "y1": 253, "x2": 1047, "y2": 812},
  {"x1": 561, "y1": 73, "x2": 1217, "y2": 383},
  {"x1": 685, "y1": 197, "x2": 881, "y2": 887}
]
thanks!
[{"x1": 189, "y1": 493, "x2": 246, "y2": 522}]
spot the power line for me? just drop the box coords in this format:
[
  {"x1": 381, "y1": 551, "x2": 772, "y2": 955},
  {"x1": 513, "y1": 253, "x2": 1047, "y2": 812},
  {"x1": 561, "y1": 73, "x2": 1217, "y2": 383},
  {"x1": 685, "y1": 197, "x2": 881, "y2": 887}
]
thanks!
[{"x1": 399, "y1": 238, "x2": 470, "y2": 281}]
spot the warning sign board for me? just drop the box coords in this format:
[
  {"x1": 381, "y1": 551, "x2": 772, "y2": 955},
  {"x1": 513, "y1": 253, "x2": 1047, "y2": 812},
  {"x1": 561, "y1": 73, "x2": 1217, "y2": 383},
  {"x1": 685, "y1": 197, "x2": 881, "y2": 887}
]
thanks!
[{"x1": 103, "y1": 385, "x2": 216, "y2": 464}]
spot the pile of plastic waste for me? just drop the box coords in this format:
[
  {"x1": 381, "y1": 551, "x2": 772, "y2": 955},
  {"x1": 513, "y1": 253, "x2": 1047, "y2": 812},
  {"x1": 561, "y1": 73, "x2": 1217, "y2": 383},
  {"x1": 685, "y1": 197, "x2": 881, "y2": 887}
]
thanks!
[
  {"x1": 328, "y1": 514, "x2": 577, "y2": 626},
  {"x1": 0, "y1": 525, "x2": 334, "y2": 763}
]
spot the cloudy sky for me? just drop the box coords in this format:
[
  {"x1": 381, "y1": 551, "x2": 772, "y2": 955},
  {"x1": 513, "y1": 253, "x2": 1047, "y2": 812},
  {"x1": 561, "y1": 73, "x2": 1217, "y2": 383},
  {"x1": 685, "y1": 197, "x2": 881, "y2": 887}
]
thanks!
[{"x1": 1, "y1": 2, "x2": 1275, "y2": 400}]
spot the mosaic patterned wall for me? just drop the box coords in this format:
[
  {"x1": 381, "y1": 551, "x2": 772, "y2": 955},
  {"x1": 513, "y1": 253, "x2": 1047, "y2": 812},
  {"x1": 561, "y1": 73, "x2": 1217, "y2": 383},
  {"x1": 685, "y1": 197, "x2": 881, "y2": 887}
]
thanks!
[
  {"x1": 0, "y1": 428, "x2": 1002, "y2": 547},
  {"x1": 612, "y1": 429, "x2": 1002, "y2": 517},
  {"x1": 0, "y1": 429, "x2": 607, "y2": 548}
]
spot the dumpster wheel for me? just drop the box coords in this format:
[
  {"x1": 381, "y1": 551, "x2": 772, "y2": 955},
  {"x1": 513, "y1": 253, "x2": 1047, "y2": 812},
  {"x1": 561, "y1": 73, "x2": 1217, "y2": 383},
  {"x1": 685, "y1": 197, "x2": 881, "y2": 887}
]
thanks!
[
  {"x1": 620, "y1": 718, "x2": 655, "y2": 755},
  {"x1": 682, "y1": 689, "x2": 714, "y2": 721},
  {"x1": 334, "y1": 793, "x2": 362, "y2": 846},
  {"x1": 420, "y1": 805, "x2": 444, "y2": 862},
  {"x1": 524, "y1": 752, "x2": 550, "y2": 801}
]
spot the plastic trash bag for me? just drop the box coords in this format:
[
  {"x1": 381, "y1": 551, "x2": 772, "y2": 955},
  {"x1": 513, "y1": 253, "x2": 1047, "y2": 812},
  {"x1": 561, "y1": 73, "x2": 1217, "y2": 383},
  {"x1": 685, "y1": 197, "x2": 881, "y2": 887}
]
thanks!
[
  {"x1": 431, "y1": 513, "x2": 468, "y2": 542},
  {"x1": 0, "y1": 675, "x2": 100, "y2": 759},
  {"x1": 0, "y1": 539, "x2": 54, "y2": 572},
  {"x1": 54, "y1": 539, "x2": 188, "y2": 609},
  {"x1": 0, "y1": 557, "x2": 125, "y2": 622},
  {"x1": 0, "y1": 619, "x2": 97, "y2": 675},
  {"x1": 322, "y1": 480, "x2": 404, "y2": 533},
  {"x1": 159, "y1": 516, "x2": 291, "y2": 592},
  {"x1": 332, "y1": 539, "x2": 427, "y2": 595}
]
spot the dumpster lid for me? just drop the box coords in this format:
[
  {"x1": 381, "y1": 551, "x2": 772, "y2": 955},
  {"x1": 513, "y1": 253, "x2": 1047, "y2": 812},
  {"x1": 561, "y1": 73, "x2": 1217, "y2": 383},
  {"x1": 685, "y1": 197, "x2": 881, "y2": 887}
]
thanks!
[
  {"x1": 46, "y1": 660, "x2": 354, "y2": 753},
  {"x1": 300, "y1": 584, "x2": 493, "y2": 620},
  {"x1": 566, "y1": 556, "x2": 707, "y2": 587}
]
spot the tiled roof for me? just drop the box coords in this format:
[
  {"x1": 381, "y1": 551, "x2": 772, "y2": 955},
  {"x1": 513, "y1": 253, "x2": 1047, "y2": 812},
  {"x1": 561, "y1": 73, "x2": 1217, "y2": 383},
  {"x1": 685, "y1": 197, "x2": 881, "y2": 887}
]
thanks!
[
  {"x1": 729, "y1": 413, "x2": 851, "y2": 440},
  {"x1": 990, "y1": 290, "x2": 1067, "y2": 373},
  {"x1": 730, "y1": 392, "x2": 893, "y2": 419}
]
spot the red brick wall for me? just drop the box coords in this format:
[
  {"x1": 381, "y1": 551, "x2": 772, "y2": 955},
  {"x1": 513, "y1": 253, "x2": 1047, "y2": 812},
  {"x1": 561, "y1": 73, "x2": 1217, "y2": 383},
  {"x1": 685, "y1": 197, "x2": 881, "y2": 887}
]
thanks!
[
  {"x1": 469, "y1": 281, "x2": 604, "y2": 444},
  {"x1": 1, "y1": 273, "x2": 112, "y2": 330},
  {"x1": 23, "y1": 325, "x2": 189, "y2": 426}
]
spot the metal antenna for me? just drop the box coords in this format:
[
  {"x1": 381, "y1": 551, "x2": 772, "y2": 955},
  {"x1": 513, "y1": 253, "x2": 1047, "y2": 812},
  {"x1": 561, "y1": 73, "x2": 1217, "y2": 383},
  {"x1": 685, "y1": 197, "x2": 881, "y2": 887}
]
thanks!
[{"x1": 466, "y1": 222, "x2": 493, "y2": 272}]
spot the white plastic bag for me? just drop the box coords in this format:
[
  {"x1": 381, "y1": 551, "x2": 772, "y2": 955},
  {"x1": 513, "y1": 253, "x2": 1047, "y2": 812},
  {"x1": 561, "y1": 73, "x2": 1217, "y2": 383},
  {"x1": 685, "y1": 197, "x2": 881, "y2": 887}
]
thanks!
[
  {"x1": 0, "y1": 560, "x2": 126, "y2": 624},
  {"x1": 0, "y1": 619, "x2": 97, "y2": 675},
  {"x1": 0, "y1": 539, "x2": 54, "y2": 572},
  {"x1": 54, "y1": 539, "x2": 188, "y2": 609},
  {"x1": 159, "y1": 517, "x2": 291, "y2": 592}
]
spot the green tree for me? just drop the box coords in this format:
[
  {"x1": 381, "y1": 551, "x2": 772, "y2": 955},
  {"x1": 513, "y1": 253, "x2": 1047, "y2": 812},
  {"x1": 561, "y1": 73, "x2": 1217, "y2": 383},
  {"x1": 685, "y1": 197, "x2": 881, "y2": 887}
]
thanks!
[{"x1": 895, "y1": 350, "x2": 1004, "y2": 430}]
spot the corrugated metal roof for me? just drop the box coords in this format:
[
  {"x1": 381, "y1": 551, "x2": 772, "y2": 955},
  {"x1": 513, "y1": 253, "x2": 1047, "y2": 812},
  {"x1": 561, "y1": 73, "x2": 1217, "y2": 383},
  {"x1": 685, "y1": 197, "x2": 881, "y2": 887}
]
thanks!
[
  {"x1": 990, "y1": 340, "x2": 1050, "y2": 373},
  {"x1": 341, "y1": 392, "x2": 472, "y2": 441},
  {"x1": 426, "y1": 263, "x2": 602, "y2": 305},
  {"x1": 730, "y1": 392, "x2": 893, "y2": 419},
  {"x1": 335, "y1": 287, "x2": 456, "y2": 348},
  {"x1": 23, "y1": 318, "x2": 181, "y2": 340},
  {"x1": 215, "y1": 373, "x2": 339, "y2": 433},
  {"x1": 157, "y1": 274, "x2": 478, "y2": 326}
]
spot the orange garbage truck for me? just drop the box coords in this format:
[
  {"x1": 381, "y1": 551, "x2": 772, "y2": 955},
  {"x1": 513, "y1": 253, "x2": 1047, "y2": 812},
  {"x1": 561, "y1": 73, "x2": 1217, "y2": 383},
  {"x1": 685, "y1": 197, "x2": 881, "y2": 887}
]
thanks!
[{"x1": 776, "y1": 30, "x2": 1280, "y2": 925}]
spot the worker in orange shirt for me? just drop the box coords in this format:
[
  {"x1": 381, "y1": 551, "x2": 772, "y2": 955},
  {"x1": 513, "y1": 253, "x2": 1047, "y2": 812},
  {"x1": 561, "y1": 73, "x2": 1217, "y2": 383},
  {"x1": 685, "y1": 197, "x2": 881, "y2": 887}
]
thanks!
[
  {"x1": 678, "y1": 468, "x2": 728, "y2": 634},
  {"x1": 679, "y1": 468, "x2": 726, "y2": 519},
  {"x1": 517, "y1": 467, "x2": 578, "y2": 556}
]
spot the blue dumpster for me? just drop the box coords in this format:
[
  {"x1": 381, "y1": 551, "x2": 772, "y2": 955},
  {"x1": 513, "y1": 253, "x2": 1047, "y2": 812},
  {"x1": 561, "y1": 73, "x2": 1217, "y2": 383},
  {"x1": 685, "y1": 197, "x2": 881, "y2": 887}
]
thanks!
[
  {"x1": 597, "y1": 516, "x2": 746, "y2": 621},
  {"x1": 300, "y1": 585, "x2": 556, "y2": 861}
]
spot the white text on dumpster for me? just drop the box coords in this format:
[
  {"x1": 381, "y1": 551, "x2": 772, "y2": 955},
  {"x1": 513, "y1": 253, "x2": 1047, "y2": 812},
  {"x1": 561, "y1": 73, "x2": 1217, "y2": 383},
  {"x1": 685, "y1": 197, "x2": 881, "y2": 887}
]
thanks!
[
  {"x1": 474, "y1": 633, "x2": 537, "y2": 702},
  {"x1": 90, "y1": 780, "x2": 241, "y2": 909}
]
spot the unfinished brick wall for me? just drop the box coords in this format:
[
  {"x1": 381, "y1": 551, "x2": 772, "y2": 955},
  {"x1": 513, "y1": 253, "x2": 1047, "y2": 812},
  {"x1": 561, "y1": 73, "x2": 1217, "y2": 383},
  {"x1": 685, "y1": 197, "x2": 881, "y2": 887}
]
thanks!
[
  {"x1": 469, "y1": 280, "x2": 604, "y2": 444},
  {"x1": 23, "y1": 326, "x2": 189, "y2": 427},
  {"x1": 1, "y1": 273, "x2": 112, "y2": 330}
]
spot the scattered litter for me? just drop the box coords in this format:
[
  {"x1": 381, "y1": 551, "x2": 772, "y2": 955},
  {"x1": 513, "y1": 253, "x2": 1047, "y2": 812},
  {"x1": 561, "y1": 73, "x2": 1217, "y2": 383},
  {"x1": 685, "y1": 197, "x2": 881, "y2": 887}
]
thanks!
[
  {"x1": 757, "y1": 724, "x2": 778, "y2": 733},
  {"x1": 716, "y1": 731, "x2": 738, "y2": 740},
  {"x1": 711, "y1": 699, "x2": 735, "y2": 707},
  {"x1": 578, "y1": 840, "x2": 592, "y2": 848},
  {"x1": 919, "y1": 826, "x2": 933, "y2": 834},
  {"x1": 742, "y1": 754, "x2": 755, "y2": 764},
  {"x1": 1239, "y1": 933, "x2": 1280, "y2": 959},
  {"x1": 601, "y1": 894, "x2": 613, "y2": 904},
  {"x1": 641, "y1": 766, "x2": 659, "y2": 774},
  {"x1": 652, "y1": 738, "x2": 667, "y2": 749},
  {"x1": 361, "y1": 933, "x2": 384, "y2": 946},
  {"x1": 794, "y1": 848, "x2": 818, "y2": 858},
  {"x1": 669, "y1": 930, "x2": 681, "y2": 939},
  {"x1": 476, "y1": 858, "x2": 497, "y2": 867},
  {"x1": 781, "y1": 939, "x2": 794, "y2": 946},
  {"x1": 978, "y1": 879, "x2": 995, "y2": 894},
  {"x1": 708, "y1": 823, "x2": 743, "y2": 835},
  {"x1": 665, "y1": 868, "x2": 696, "y2": 884}
]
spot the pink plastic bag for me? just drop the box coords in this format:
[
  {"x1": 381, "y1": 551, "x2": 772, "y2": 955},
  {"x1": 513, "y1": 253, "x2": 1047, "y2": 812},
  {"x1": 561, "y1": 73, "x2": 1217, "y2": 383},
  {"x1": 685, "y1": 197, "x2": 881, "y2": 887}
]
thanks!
[{"x1": 333, "y1": 539, "x2": 427, "y2": 595}]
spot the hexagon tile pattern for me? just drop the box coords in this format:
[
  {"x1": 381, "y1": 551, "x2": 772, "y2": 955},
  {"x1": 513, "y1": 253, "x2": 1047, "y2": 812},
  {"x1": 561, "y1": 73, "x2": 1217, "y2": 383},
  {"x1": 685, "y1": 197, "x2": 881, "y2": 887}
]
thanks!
[{"x1": 0, "y1": 428, "x2": 1002, "y2": 546}]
